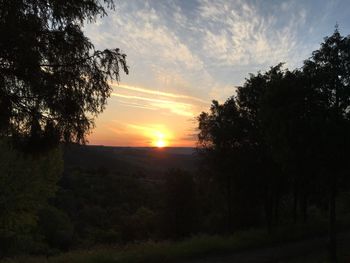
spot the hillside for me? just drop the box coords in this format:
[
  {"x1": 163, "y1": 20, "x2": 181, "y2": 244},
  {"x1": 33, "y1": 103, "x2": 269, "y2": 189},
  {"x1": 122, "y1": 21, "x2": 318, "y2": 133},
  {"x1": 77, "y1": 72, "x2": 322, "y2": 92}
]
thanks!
[{"x1": 63, "y1": 145, "x2": 198, "y2": 177}]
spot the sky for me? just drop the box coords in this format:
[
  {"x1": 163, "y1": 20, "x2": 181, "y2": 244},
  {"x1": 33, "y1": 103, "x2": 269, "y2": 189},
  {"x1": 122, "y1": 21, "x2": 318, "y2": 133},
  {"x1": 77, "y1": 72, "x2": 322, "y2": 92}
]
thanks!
[{"x1": 84, "y1": 0, "x2": 350, "y2": 147}]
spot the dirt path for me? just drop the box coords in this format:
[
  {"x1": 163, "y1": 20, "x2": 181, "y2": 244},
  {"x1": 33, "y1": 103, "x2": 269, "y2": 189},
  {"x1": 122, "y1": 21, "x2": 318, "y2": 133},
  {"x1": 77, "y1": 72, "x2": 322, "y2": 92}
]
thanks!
[{"x1": 184, "y1": 233, "x2": 350, "y2": 263}]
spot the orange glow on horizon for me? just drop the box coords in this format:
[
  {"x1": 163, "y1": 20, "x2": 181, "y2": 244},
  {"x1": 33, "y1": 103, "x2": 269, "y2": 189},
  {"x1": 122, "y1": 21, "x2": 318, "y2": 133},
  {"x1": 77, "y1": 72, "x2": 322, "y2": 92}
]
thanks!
[
  {"x1": 153, "y1": 131, "x2": 168, "y2": 148},
  {"x1": 88, "y1": 119, "x2": 198, "y2": 147},
  {"x1": 86, "y1": 82, "x2": 206, "y2": 147},
  {"x1": 155, "y1": 139, "x2": 166, "y2": 148}
]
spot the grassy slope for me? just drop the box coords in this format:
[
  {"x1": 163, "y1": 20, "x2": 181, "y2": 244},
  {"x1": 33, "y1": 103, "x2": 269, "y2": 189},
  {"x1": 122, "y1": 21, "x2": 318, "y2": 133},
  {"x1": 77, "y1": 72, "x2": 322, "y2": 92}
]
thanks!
[{"x1": 3, "y1": 219, "x2": 350, "y2": 263}]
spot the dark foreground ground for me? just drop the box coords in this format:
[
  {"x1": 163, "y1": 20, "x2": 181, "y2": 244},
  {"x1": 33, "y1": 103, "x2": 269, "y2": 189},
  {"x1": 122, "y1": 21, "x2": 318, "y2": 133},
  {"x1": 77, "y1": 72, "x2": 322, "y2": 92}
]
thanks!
[
  {"x1": 185, "y1": 233, "x2": 350, "y2": 263},
  {"x1": 2, "y1": 231, "x2": 350, "y2": 263}
]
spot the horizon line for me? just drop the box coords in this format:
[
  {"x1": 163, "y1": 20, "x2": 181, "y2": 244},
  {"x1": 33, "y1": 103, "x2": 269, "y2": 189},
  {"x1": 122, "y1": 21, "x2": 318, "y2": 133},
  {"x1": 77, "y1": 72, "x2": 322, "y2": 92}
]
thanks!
[{"x1": 85, "y1": 144, "x2": 197, "y2": 148}]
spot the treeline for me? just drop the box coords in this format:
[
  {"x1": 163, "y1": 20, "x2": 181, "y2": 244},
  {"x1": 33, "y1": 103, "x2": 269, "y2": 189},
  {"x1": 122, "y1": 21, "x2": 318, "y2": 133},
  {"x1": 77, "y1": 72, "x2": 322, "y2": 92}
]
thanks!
[{"x1": 197, "y1": 29, "x2": 350, "y2": 261}]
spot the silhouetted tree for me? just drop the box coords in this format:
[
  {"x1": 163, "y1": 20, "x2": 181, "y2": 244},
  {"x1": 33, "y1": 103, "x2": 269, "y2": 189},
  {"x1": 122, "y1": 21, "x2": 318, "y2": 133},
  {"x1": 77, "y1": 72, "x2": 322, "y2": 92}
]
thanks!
[
  {"x1": 259, "y1": 67, "x2": 315, "y2": 224},
  {"x1": 240, "y1": 28, "x2": 350, "y2": 262},
  {"x1": 236, "y1": 64, "x2": 287, "y2": 230},
  {"x1": 0, "y1": 1, "x2": 128, "y2": 255},
  {"x1": 198, "y1": 98, "x2": 263, "y2": 232},
  {"x1": 0, "y1": 0, "x2": 128, "y2": 150},
  {"x1": 301, "y1": 28, "x2": 350, "y2": 263},
  {"x1": 198, "y1": 30, "x2": 350, "y2": 249}
]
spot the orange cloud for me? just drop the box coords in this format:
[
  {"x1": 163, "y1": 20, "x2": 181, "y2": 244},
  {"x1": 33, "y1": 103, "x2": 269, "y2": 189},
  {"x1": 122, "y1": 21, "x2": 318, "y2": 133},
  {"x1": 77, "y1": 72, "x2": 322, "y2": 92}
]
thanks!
[
  {"x1": 115, "y1": 84, "x2": 208, "y2": 104},
  {"x1": 111, "y1": 93, "x2": 196, "y2": 117}
]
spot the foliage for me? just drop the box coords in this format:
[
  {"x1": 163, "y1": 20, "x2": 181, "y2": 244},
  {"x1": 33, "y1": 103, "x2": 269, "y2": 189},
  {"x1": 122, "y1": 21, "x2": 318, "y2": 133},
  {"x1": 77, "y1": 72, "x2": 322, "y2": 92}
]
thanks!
[
  {"x1": 162, "y1": 169, "x2": 197, "y2": 239},
  {"x1": 0, "y1": 0, "x2": 128, "y2": 256},
  {"x1": 0, "y1": 0, "x2": 128, "y2": 149},
  {"x1": 121, "y1": 207, "x2": 156, "y2": 242},
  {"x1": 38, "y1": 206, "x2": 74, "y2": 250},
  {"x1": 197, "y1": 89, "x2": 270, "y2": 231},
  {"x1": 197, "y1": 28, "x2": 350, "y2": 261},
  {"x1": 0, "y1": 139, "x2": 63, "y2": 255},
  {"x1": 52, "y1": 168, "x2": 161, "y2": 247}
]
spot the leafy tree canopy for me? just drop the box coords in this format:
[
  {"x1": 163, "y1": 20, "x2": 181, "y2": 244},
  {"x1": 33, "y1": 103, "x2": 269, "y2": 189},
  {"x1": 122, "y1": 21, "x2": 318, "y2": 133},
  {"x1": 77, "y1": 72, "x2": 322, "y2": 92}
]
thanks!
[
  {"x1": 197, "y1": 28, "x2": 350, "y2": 260},
  {"x1": 0, "y1": 0, "x2": 128, "y2": 150},
  {"x1": 0, "y1": 139, "x2": 63, "y2": 255}
]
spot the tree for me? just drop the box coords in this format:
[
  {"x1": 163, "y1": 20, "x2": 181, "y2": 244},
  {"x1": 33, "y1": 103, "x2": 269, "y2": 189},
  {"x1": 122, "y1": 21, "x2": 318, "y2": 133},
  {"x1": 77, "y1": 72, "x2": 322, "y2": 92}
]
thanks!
[
  {"x1": 0, "y1": 0, "x2": 128, "y2": 150},
  {"x1": 197, "y1": 98, "x2": 263, "y2": 232},
  {"x1": 0, "y1": 1, "x2": 128, "y2": 255},
  {"x1": 301, "y1": 28, "x2": 350, "y2": 263},
  {"x1": 197, "y1": 28, "x2": 350, "y2": 261},
  {"x1": 236, "y1": 65, "x2": 288, "y2": 229},
  {"x1": 0, "y1": 139, "x2": 63, "y2": 256},
  {"x1": 260, "y1": 28, "x2": 350, "y2": 262}
]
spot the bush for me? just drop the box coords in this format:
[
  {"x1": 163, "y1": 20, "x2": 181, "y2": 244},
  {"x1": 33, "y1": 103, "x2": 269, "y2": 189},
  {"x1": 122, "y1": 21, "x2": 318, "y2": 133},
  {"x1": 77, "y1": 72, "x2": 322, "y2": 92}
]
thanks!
[
  {"x1": 121, "y1": 207, "x2": 156, "y2": 242},
  {"x1": 38, "y1": 206, "x2": 74, "y2": 250},
  {"x1": 162, "y1": 169, "x2": 197, "y2": 239},
  {"x1": 0, "y1": 140, "x2": 63, "y2": 256}
]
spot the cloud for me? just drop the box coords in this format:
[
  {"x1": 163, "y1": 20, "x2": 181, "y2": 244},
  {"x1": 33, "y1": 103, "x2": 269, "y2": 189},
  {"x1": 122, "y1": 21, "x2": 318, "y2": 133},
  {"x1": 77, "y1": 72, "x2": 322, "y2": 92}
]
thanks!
[
  {"x1": 111, "y1": 93, "x2": 198, "y2": 117},
  {"x1": 198, "y1": 0, "x2": 308, "y2": 67},
  {"x1": 116, "y1": 100, "x2": 158, "y2": 111},
  {"x1": 115, "y1": 84, "x2": 208, "y2": 104},
  {"x1": 208, "y1": 84, "x2": 237, "y2": 103},
  {"x1": 84, "y1": 0, "x2": 329, "y2": 147},
  {"x1": 109, "y1": 2, "x2": 204, "y2": 71},
  {"x1": 86, "y1": 0, "x2": 272, "y2": 106},
  {"x1": 127, "y1": 123, "x2": 167, "y2": 134}
]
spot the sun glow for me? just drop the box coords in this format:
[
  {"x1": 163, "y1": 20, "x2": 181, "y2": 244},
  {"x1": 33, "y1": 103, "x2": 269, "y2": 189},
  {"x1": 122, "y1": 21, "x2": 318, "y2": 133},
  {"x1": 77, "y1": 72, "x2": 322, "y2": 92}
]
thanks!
[
  {"x1": 155, "y1": 138, "x2": 166, "y2": 148},
  {"x1": 154, "y1": 131, "x2": 167, "y2": 148},
  {"x1": 125, "y1": 124, "x2": 172, "y2": 147}
]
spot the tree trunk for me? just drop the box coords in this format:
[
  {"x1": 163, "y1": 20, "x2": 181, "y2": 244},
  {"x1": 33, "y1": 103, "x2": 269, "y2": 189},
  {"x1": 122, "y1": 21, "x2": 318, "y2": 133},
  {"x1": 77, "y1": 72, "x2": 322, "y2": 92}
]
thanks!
[
  {"x1": 293, "y1": 180, "x2": 298, "y2": 224},
  {"x1": 227, "y1": 175, "x2": 233, "y2": 234},
  {"x1": 265, "y1": 185, "x2": 273, "y2": 233},
  {"x1": 329, "y1": 175, "x2": 337, "y2": 263},
  {"x1": 301, "y1": 192, "x2": 308, "y2": 223},
  {"x1": 274, "y1": 192, "x2": 280, "y2": 226}
]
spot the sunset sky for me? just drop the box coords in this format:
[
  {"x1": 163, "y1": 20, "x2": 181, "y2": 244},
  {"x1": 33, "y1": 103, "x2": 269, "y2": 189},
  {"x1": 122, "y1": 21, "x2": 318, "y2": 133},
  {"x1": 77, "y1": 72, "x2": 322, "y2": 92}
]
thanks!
[{"x1": 84, "y1": 0, "x2": 350, "y2": 147}]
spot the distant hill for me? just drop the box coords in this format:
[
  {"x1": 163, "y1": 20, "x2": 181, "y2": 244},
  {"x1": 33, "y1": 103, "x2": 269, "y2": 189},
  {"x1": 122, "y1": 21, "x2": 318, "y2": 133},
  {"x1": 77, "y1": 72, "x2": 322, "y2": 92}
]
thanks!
[{"x1": 63, "y1": 145, "x2": 198, "y2": 177}]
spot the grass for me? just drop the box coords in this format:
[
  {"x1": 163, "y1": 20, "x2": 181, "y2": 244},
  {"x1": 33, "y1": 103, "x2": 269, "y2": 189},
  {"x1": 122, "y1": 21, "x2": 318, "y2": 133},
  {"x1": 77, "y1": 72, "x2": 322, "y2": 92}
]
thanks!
[{"x1": 2, "y1": 218, "x2": 350, "y2": 263}]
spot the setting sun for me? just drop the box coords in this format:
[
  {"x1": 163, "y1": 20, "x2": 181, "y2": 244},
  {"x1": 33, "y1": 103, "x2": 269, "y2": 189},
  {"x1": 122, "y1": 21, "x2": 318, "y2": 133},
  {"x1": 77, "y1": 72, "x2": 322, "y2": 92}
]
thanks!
[
  {"x1": 155, "y1": 138, "x2": 166, "y2": 148},
  {"x1": 153, "y1": 131, "x2": 167, "y2": 148}
]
